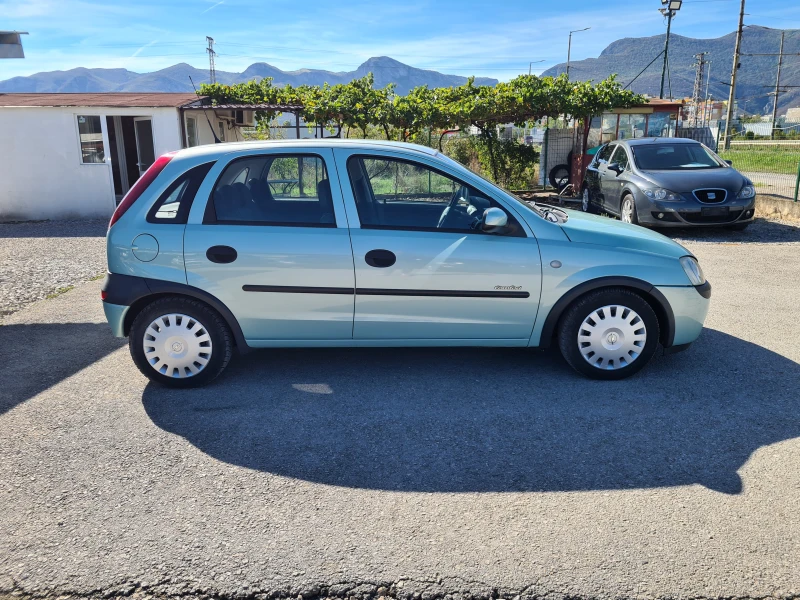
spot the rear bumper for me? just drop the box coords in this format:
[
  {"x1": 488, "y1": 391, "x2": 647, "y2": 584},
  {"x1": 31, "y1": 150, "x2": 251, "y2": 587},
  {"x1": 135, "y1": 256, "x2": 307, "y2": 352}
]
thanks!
[
  {"x1": 655, "y1": 284, "x2": 711, "y2": 346},
  {"x1": 102, "y1": 301, "x2": 129, "y2": 338}
]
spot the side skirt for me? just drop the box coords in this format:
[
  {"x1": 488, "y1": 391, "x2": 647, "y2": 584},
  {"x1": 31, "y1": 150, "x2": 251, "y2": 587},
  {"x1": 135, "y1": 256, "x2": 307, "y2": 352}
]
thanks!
[{"x1": 244, "y1": 338, "x2": 531, "y2": 348}]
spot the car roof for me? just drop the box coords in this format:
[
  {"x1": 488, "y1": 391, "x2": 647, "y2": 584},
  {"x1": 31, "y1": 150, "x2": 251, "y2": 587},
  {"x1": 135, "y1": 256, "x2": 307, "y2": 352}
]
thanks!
[
  {"x1": 616, "y1": 137, "x2": 701, "y2": 147},
  {"x1": 174, "y1": 138, "x2": 441, "y2": 160}
]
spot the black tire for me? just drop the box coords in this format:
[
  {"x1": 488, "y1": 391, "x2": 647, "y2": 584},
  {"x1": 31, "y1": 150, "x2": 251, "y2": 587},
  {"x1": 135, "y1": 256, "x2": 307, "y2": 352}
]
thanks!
[
  {"x1": 581, "y1": 186, "x2": 596, "y2": 213},
  {"x1": 557, "y1": 288, "x2": 660, "y2": 380},
  {"x1": 549, "y1": 164, "x2": 571, "y2": 193},
  {"x1": 129, "y1": 296, "x2": 233, "y2": 388},
  {"x1": 728, "y1": 222, "x2": 750, "y2": 231},
  {"x1": 620, "y1": 193, "x2": 639, "y2": 225}
]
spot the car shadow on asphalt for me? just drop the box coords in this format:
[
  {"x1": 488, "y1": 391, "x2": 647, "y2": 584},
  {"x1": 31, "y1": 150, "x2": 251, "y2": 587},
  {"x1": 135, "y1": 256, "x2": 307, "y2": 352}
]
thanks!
[
  {"x1": 142, "y1": 329, "x2": 800, "y2": 495},
  {"x1": 662, "y1": 218, "x2": 800, "y2": 244},
  {"x1": 0, "y1": 322, "x2": 126, "y2": 415}
]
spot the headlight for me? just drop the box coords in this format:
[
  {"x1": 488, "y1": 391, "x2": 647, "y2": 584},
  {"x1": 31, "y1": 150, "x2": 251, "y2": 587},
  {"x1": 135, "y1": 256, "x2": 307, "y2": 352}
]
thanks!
[
  {"x1": 680, "y1": 256, "x2": 706, "y2": 286},
  {"x1": 737, "y1": 184, "x2": 756, "y2": 199},
  {"x1": 643, "y1": 188, "x2": 682, "y2": 202}
]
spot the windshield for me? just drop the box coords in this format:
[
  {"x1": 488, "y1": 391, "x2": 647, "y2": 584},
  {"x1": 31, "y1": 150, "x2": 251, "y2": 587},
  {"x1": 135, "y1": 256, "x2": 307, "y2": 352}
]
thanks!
[{"x1": 632, "y1": 143, "x2": 723, "y2": 170}]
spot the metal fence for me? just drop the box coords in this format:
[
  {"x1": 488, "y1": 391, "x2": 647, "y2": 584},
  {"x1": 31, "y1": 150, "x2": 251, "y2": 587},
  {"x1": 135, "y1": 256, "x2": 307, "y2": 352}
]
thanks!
[{"x1": 716, "y1": 138, "x2": 800, "y2": 201}]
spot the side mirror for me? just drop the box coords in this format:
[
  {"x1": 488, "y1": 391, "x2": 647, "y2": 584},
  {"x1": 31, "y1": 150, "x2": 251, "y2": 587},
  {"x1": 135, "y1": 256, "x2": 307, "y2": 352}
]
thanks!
[
  {"x1": 482, "y1": 207, "x2": 508, "y2": 233},
  {"x1": 608, "y1": 162, "x2": 623, "y2": 175},
  {"x1": 724, "y1": 159, "x2": 733, "y2": 166}
]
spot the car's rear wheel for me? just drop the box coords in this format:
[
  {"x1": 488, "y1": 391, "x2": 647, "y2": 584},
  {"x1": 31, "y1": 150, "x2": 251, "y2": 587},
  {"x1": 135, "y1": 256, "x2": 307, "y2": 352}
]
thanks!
[
  {"x1": 581, "y1": 187, "x2": 592, "y2": 212},
  {"x1": 558, "y1": 288, "x2": 660, "y2": 380},
  {"x1": 620, "y1": 194, "x2": 638, "y2": 225},
  {"x1": 129, "y1": 296, "x2": 233, "y2": 388}
]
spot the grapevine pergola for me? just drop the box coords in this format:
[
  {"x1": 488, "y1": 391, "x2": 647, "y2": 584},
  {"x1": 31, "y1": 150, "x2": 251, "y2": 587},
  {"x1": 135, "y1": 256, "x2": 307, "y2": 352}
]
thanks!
[{"x1": 200, "y1": 72, "x2": 645, "y2": 182}]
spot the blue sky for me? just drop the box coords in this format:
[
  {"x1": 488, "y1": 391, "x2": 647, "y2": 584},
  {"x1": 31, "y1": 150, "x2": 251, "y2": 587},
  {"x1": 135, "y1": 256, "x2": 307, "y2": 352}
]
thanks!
[{"x1": 1, "y1": 0, "x2": 799, "y2": 81}]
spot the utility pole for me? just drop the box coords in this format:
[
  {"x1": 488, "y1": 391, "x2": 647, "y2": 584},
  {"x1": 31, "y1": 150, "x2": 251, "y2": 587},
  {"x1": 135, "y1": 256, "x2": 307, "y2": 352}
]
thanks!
[
  {"x1": 691, "y1": 52, "x2": 708, "y2": 127},
  {"x1": 723, "y1": 0, "x2": 745, "y2": 149},
  {"x1": 770, "y1": 30, "x2": 785, "y2": 140},
  {"x1": 206, "y1": 36, "x2": 217, "y2": 84}
]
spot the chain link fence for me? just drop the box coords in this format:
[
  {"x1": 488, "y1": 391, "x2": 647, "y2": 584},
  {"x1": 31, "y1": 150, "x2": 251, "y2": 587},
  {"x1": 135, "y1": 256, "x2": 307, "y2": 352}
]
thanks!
[{"x1": 716, "y1": 137, "x2": 800, "y2": 201}]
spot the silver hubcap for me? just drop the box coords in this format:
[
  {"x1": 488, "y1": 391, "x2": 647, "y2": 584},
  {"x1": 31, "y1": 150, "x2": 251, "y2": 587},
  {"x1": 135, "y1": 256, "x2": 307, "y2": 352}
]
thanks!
[
  {"x1": 582, "y1": 189, "x2": 590, "y2": 211},
  {"x1": 578, "y1": 305, "x2": 647, "y2": 370},
  {"x1": 142, "y1": 313, "x2": 212, "y2": 378},
  {"x1": 621, "y1": 199, "x2": 633, "y2": 223}
]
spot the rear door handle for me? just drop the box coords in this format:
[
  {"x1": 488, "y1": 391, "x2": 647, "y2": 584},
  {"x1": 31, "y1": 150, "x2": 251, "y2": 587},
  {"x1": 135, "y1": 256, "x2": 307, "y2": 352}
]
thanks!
[
  {"x1": 364, "y1": 249, "x2": 396, "y2": 268},
  {"x1": 206, "y1": 245, "x2": 238, "y2": 264}
]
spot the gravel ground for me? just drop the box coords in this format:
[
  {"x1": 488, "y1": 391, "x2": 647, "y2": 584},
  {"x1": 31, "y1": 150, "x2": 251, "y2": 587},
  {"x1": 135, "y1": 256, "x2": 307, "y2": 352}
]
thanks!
[
  {"x1": 0, "y1": 220, "x2": 107, "y2": 319},
  {"x1": 0, "y1": 219, "x2": 799, "y2": 600}
]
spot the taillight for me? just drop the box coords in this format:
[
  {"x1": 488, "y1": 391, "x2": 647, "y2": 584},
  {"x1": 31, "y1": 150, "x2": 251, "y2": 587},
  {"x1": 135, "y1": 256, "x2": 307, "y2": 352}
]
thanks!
[{"x1": 108, "y1": 152, "x2": 177, "y2": 228}]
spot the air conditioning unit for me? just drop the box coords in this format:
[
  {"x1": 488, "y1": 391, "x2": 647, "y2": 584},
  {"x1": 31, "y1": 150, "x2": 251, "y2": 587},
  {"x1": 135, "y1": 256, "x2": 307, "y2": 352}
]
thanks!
[{"x1": 234, "y1": 109, "x2": 255, "y2": 127}]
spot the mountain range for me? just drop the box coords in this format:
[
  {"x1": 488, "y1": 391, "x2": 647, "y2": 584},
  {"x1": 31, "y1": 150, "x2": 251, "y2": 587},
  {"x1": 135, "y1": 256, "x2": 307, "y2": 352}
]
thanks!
[
  {"x1": 3, "y1": 27, "x2": 798, "y2": 116},
  {"x1": 0, "y1": 56, "x2": 497, "y2": 96},
  {"x1": 543, "y1": 25, "x2": 800, "y2": 116}
]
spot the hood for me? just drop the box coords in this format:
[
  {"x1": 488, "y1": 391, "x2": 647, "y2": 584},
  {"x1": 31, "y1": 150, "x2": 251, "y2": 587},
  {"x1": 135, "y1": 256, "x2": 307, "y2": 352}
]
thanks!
[
  {"x1": 638, "y1": 166, "x2": 749, "y2": 194},
  {"x1": 558, "y1": 210, "x2": 689, "y2": 258}
]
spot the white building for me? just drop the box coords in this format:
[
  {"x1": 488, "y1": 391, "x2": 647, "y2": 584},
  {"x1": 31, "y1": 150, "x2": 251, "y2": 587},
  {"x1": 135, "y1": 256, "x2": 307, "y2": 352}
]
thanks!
[{"x1": 0, "y1": 93, "x2": 296, "y2": 221}]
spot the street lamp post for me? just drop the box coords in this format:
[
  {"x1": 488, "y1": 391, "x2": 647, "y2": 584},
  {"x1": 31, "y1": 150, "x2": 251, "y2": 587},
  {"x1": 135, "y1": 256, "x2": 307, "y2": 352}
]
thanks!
[
  {"x1": 529, "y1": 59, "x2": 545, "y2": 75},
  {"x1": 659, "y1": 0, "x2": 682, "y2": 99},
  {"x1": 566, "y1": 27, "x2": 590, "y2": 79}
]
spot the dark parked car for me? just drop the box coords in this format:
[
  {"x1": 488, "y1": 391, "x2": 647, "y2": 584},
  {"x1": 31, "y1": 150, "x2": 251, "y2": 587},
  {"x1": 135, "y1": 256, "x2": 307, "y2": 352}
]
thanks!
[{"x1": 581, "y1": 138, "x2": 756, "y2": 229}]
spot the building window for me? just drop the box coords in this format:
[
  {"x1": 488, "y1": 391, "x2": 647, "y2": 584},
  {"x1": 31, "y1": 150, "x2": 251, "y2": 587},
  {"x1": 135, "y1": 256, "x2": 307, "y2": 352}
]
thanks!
[
  {"x1": 601, "y1": 114, "x2": 618, "y2": 143},
  {"x1": 218, "y1": 121, "x2": 225, "y2": 142},
  {"x1": 186, "y1": 116, "x2": 199, "y2": 147},
  {"x1": 77, "y1": 115, "x2": 104, "y2": 164}
]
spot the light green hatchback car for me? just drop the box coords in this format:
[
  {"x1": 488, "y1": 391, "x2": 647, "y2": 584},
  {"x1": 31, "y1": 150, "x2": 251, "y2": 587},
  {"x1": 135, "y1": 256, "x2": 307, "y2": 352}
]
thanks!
[{"x1": 102, "y1": 140, "x2": 710, "y2": 387}]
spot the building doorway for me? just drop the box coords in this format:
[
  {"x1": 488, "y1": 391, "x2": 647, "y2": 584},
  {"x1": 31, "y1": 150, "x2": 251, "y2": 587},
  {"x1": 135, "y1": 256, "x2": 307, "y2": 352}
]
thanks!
[{"x1": 105, "y1": 116, "x2": 156, "y2": 201}]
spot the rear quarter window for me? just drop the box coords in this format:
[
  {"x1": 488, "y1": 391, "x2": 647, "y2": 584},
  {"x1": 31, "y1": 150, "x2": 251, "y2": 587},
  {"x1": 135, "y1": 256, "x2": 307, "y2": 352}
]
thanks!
[{"x1": 147, "y1": 162, "x2": 215, "y2": 224}]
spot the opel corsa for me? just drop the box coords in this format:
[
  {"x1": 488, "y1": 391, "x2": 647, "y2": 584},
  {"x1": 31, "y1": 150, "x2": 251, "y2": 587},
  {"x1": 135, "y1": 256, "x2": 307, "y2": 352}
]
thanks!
[{"x1": 102, "y1": 140, "x2": 711, "y2": 387}]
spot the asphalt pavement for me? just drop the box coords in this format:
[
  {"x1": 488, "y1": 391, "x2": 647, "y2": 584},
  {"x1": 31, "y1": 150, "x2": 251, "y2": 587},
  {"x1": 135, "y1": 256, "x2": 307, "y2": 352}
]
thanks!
[{"x1": 1, "y1": 222, "x2": 799, "y2": 600}]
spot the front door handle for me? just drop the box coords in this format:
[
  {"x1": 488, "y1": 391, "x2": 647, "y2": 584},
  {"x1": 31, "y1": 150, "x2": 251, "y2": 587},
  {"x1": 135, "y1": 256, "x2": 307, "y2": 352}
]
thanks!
[
  {"x1": 206, "y1": 245, "x2": 238, "y2": 264},
  {"x1": 364, "y1": 249, "x2": 396, "y2": 268}
]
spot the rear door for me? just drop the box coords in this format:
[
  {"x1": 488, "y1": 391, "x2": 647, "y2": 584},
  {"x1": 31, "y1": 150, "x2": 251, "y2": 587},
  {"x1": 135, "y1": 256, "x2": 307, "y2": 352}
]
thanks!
[
  {"x1": 184, "y1": 148, "x2": 355, "y2": 344},
  {"x1": 333, "y1": 149, "x2": 541, "y2": 342},
  {"x1": 585, "y1": 143, "x2": 613, "y2": 209}
]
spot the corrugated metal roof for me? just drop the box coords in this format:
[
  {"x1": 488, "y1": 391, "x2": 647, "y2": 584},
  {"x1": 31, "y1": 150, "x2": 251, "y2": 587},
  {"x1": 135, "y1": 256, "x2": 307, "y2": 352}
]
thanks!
[
  {"x1": 0, "y1": 93, "x2": 204, "y2": 108},
  {"x1": 184, "y1": 103, "x2": 304, "y2": 110}
]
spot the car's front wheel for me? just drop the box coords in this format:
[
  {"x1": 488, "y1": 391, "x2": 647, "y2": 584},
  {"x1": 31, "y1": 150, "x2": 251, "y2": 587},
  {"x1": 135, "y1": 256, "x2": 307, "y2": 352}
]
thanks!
[
  {"x1": 620, "y1": 194, "x2": 638, "y2": 225},
  {"x1": 558, "y1": 288, "x2": 660, "y2": 380},
  {"x1": 129, "y1": 296, "x2": 233, "y2": 388}
]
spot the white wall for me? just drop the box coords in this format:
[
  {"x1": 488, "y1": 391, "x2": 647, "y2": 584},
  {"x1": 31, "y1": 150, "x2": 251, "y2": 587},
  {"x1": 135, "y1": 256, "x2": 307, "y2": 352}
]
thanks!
[{"x1": 0, "y1": 106, "x2": 182, "y2": 221}]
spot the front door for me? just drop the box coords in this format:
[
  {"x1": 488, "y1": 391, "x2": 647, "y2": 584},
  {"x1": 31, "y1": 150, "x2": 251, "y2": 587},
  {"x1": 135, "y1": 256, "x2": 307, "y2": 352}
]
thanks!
[
  {"x1": 133, "y1": 117, "x2": 155, "y2": 177},
  {"x1": 184, "y1": 149, "x2": 355, "y2": 343},
  {"x1": 338, "y1": 153, "x2": 541, "y2": 342},
  {"x1": 601, "y1": 144, "x2": 630, "y2": 215}
]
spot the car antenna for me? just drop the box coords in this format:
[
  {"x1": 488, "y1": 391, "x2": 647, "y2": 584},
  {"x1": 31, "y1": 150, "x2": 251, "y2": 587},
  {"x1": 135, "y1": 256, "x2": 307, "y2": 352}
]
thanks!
[{"x1": 189, "y1": 75, "x2": 221, "y2": 144}]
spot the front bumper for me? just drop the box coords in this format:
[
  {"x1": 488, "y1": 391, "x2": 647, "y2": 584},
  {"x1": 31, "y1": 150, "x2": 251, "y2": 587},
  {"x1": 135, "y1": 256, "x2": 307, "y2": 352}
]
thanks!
[
  {"x1": 656, "y1": 283, "x2": 711, "y2": 346},
  {"x1": 636, "y1": 192, "x2": 756, "y2": 227}
]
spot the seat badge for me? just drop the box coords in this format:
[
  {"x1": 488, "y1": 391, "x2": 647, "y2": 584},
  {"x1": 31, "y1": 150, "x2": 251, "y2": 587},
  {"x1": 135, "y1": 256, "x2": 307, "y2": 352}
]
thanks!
[{"x1": 708, "y1": 192, "x2": 716, "y2": 199}]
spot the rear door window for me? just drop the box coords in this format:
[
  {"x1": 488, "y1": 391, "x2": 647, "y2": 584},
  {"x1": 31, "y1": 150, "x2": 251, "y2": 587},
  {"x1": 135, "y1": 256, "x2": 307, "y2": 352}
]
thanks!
[
  {"x1": 206, "y1": 154, "x2": 335, "y2": 227},
  {"x1": 596, "y1": 144, "x2": 615, "y2": 164}
]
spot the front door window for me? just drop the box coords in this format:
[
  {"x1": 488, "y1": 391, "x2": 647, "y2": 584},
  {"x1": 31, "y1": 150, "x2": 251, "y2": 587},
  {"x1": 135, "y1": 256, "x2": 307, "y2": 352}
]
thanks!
[{"x1": 346, "y1": 156, "x2": 523, "y2": 236}]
